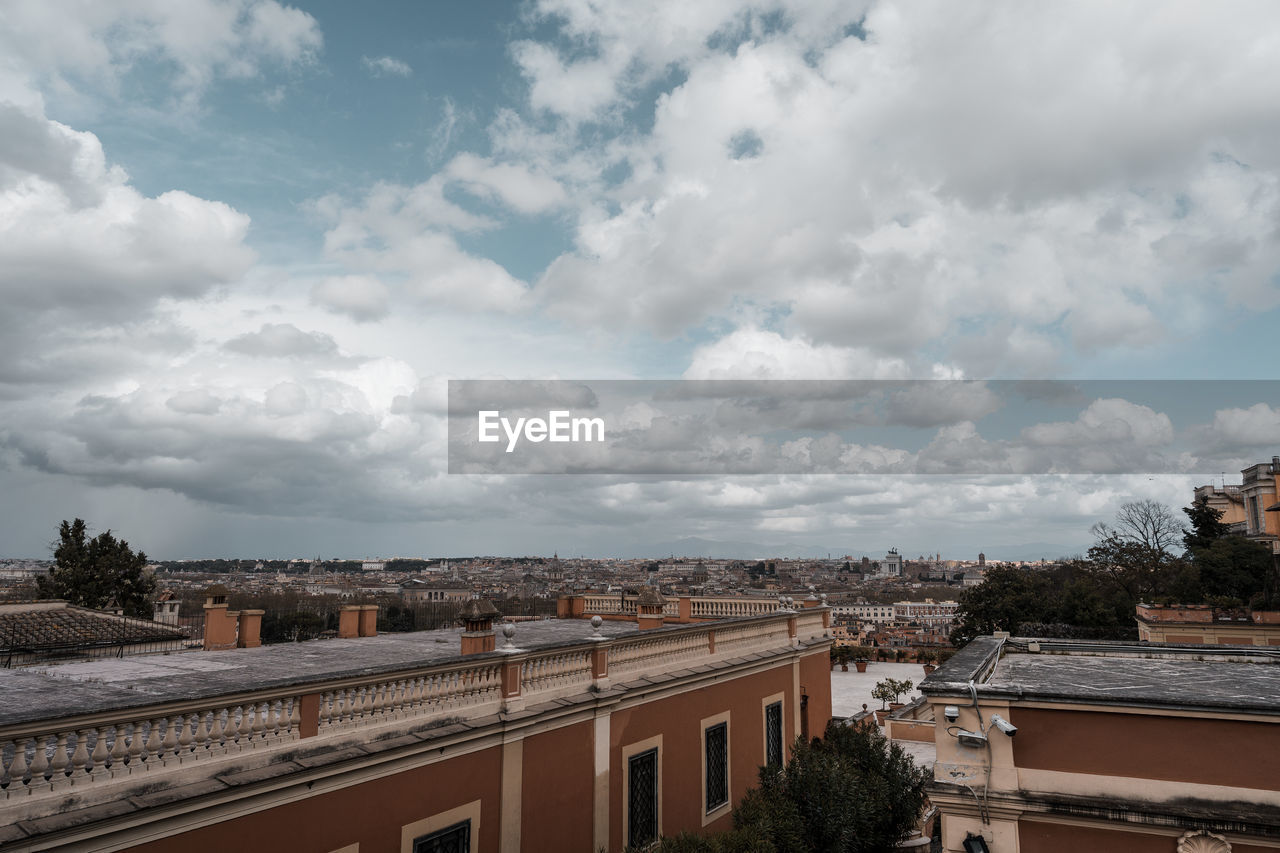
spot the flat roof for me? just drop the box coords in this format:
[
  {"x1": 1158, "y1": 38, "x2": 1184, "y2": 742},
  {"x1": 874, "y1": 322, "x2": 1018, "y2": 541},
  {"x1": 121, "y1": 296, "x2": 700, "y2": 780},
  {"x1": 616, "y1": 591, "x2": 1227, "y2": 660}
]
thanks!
[
  {"x1": 0, "y1": 618, "x2": 642, "y2": 727},
  {"x1": 922, "y1": 636, "x2": 1280, "y2": 715}
]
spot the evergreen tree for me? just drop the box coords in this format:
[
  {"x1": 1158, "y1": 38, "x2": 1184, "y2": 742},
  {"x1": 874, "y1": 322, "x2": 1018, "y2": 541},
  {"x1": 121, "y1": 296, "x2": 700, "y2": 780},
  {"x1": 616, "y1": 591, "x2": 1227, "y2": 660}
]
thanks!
[{"x1": 36, "y1": 519, "x2": 156, "y2": 618}]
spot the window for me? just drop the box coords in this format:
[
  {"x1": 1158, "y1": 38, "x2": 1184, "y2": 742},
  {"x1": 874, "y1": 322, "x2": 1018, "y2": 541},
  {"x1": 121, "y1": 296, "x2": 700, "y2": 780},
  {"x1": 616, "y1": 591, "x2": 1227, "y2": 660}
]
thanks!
[
  {"x1": 628, "y1": 747, "x2": 659, "y2": 848},
  {"x1": 704, "y1": 722, "x2": 728, "y2": 812},
  {"x1": 412, "y1": 820, "x2": 470, "y2": 853},
  {"x1": 764, "y1": 701, "x2": 783, "y2": 767}
]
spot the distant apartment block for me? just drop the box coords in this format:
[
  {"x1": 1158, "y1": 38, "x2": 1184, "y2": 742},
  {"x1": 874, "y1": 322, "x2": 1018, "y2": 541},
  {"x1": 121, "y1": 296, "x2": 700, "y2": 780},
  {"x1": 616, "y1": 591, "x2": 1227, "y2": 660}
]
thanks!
[{"x1": 893, "y1": 599, "x2": 959, "y2": 628}]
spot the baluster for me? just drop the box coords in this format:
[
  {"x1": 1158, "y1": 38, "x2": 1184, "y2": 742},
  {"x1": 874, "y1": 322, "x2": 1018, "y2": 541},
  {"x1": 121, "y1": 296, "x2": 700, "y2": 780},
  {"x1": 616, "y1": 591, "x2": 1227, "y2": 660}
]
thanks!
[
  {"x1": 317, "y1": 692, "x2": 332, "y2": 727},
  {"x1": 91, "y1": 726, "x2": 111, "y2": 775},
  {"x1": 8, "y1": 738, "x2": 29, "y2": 787},
  {"x1": 143, "y1": 718, "x2": 163, "y2": 763},
  {"x1": 190, "y1": 711, "x2": 209, "y2": 752},
  {"x1": 370, "y1": 683, "x2": 384, "y2": 717},
  {"x1": 0, "y1": 739, "x2": 13, "y2": 788},
  {"x1": 29, "y1": 735, "x2": 50, "y2": 783},
  {"x1": 238, "y1": 704, "x2": 254, "y2": 742},
  {"x1": 70, "y1": 729, "x2": 90, "y2": 778},
  {"x1": 161, "y1": 717, "x2": 179, "y2": 760},
  {"x1": 50, "y1": 732, "x2": 71, "y2": 779},
  {"x1": 207, "y1": 708, "x2": 227, "y2": 750},
  {"x1": 109, "y1": 724, "x2": 129, "y2": 768},
  {"x1": 363, "y1": 685, "x2": 375, "y2": 718},
  {"x1": 177, "y1": 714, "x2": 194, "y2": 753},
  {"x1": 289, "y1": 697, "x2": 301, "y2": 733},
  {"x1": 251, "y1": 702, "x2": 267, "y2": 740}
]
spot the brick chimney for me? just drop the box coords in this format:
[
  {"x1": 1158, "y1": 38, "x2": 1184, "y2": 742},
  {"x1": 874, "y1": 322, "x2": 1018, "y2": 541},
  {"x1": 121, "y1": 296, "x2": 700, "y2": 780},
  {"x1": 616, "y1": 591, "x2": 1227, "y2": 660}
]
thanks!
[
  {"x1": 237, "y1": 609, "x2": 264, "y2": 648},
  {"x1": 637, "y1": 586, "x2": 665, "y2": 630},
  {"x1": 459, "y1": 598, "x2": 500, "y2": 654},
  {"x1": 202, "y1": 584, "x2": 238, "y2": 651},
  {"x1": 358, "y1": 604, "x2": 378, "y2": 637},
  {"x1": 338, "y1": 605, "x2": 361, "y2": 639}
]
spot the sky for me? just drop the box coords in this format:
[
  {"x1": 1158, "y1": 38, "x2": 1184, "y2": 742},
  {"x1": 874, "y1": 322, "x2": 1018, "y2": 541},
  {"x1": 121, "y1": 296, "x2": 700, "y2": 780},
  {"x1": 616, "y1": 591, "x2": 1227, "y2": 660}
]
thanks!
[{"x1": 1, "y1": 1, "x2": 1278, "y2": 560}]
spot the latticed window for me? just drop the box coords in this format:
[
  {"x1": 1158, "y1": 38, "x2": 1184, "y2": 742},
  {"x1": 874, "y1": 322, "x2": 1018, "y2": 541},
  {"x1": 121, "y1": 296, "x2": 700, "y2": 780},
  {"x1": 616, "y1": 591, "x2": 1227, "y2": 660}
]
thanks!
[
  {"x1": 765, "y1": 701, "x2": 783, "y2": 767},
  {"x1": 705, "y1": 722, "x2": 728, "y2": 811},
  {"x1": 412, "y1": 819, "x2": 470, "y2": 853},
  {"x1": 628, "y1": 747, "x2": 659, "y2": 848}
]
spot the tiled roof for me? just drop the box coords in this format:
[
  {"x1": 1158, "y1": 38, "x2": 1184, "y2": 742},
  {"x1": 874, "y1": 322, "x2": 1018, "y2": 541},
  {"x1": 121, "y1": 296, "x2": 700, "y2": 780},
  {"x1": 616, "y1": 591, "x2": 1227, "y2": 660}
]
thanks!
[{"x1": 0, "y1": 602, "x2": 186, "y2": 653}]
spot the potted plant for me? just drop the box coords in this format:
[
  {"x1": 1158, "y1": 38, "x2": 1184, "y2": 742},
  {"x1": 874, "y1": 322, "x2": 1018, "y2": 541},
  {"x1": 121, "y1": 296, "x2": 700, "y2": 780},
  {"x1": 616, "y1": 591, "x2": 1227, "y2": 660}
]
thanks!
[
  {"x1": 918, "y1": 648, "x2": 937, "y2": 674},
  {"x1": 850, "y1": 645, "x2": 872, "y2": 672},
  {"x1": 832, "y1": 645, "x2": 852, "y2": 671},
  {"x1": 871, "y1": 677, "x2": 914, "y2": 711}
]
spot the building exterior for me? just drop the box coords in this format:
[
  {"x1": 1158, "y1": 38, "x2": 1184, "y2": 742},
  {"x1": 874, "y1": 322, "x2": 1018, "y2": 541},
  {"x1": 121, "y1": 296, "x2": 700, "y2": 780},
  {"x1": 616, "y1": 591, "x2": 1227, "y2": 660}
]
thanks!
[
  {"x1": 1196, "y1": 456, "x2": 1280, "y2": 555},
  {"x1": 0, "y1": 605, "x2": 832, "y2": 852},
  {"x1": 832, "y1": 603, "x2": 896, "y2": 624},
  {"x1": 893, "y1": 599, "x2": 959, "y2": 629},
  {"x1": 1136, "y1": 603, "x2": 1280, "y2": 646},
  {"x1": 922, "y1": 635, "x2": 1280, "y2": 852}
]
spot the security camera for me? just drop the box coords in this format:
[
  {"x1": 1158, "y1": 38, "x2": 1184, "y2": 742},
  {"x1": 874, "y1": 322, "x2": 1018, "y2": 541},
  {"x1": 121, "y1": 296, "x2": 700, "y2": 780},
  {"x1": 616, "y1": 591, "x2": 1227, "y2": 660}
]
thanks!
[
  {"x1": 943, "y1": 705, "x2": 960, "y2": 723},
  {"x1": 991, "y1": 714, "x2": 1017, "y2": 736}
]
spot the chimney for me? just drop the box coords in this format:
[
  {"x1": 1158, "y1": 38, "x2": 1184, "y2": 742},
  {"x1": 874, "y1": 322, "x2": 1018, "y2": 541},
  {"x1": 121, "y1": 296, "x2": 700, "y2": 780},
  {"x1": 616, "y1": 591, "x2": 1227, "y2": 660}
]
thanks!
[
  {"x1": 237, "y1": 609, "x2": 264, "y2": 648},
  {"x1": 358, "y1": 604, "x2": 378, "y2": 638},
  {"x1": 637, "y1": 586, "x2": 665, "y2": 630},
  {"x1": 338, "y1": 605, "x2": 361, "y2": 639},
  {"x1": 459, "y1": 598, "x2": 500, "y2": 654},
  {"x1": 202, "y1": 584, "x2": 238, "y2": 651}
]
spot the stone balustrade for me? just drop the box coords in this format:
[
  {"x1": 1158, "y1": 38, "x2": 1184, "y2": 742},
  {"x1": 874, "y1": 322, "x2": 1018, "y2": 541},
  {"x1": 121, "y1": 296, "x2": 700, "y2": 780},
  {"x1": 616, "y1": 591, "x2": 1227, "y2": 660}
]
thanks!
[{"x1": 0, "y1": 611, "x2": 825, "y2": 805}]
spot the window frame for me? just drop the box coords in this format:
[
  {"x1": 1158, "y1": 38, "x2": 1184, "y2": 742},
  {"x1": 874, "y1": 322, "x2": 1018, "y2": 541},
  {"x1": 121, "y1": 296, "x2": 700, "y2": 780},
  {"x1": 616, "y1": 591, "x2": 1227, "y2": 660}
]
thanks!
[
  {"x1": 700, "y1": 709, "x2": 732, "y2": 824},
  {"x1": 622, "y1": 734, "x2": 663, "y2": 849}
]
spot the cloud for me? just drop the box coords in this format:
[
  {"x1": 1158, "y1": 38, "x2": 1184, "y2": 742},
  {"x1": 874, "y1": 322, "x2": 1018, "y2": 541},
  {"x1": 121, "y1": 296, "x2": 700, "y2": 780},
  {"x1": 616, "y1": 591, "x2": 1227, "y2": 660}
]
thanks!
[
  {"x1": 224, "y1": 323, "x2": 340, "y2": 358},
  {"x1": 166, "y1": 389, "x2": 222, "y2": 415},
  {"x1": 0, "y1": 0, "x2": 322, "y2": 105},
  {"x1": 445, "y1": 153, "x2": 566, "y2": 215},
  {"x1": 0, "y1": 102, "x2": 254, "y2": 388},
  {"x1": 683, "y1": 328, "x2": 910, "y2": 379},
  {"x1": 361, "y1": 55, "x2": 412, "y2": 78},
  {"x1": 310, "y1": 275, "x2": 391, "y2": 322},
  {"x1": 314, "y1": 178, "x2": 529, "y2": 313},
  {"x1": 511, "y1": 2, "x2": 1280, "y2": 373}
]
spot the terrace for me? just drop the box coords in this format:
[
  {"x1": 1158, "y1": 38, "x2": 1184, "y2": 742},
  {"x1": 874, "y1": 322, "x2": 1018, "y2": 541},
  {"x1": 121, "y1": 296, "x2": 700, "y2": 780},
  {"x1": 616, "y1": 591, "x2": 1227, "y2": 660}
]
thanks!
[{"x1": 0, "y1": 606, "x2": 830, "y2": 850}]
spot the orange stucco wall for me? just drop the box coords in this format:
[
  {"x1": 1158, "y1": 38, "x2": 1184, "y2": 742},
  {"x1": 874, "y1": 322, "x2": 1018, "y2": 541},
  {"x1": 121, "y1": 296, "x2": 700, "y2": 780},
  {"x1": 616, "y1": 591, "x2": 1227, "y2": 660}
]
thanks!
[
  {"x1": 1011, "y1": 708, "x2": 1280, "y2": 790},
  {"x1": 608, "y1": 655, "x2": 813, "y2": 850},
  {"x1": 129, "y1": 743, "x2": 504, "y2": 853},
  {"x1": 799, "y1": 650, "x2": 833, "y2": 738},
  {"x1": 522, "y1": 719, "x2": 595, "y2": 851}
]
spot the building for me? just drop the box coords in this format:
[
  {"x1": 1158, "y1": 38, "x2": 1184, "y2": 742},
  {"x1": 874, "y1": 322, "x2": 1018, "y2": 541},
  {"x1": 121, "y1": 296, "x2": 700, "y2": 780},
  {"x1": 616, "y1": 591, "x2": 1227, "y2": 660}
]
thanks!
[
  {"x1": 1136, "y1": 603, "x2": 1280, "y2": 646},
  {"x1": 882, "y1": 549, "x2": 904, "y2": 578},
  {"x1": 922, "y1": 634, "x2": 1280, "y2": 852},
  {"x1": 1195, "y1": 456, "x2": 1280, "y2": 555},
  {"x1": 0, "y1": 602, "x2": 832, "y2": 851},
  {"x1": 400, "y1": 580, "x2": 471, "y2": 604},
  {"x1": 831, "y1": 603, "x2": 895, "y2": 624},
  {"x1": 892, "y1": 599, "x2": 959, "y2": 629}
]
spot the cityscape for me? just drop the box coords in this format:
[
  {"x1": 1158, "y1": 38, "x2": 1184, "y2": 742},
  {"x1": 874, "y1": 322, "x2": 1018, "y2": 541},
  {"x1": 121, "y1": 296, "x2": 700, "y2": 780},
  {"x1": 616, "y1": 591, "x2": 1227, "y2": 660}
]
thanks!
[{"x1": 1, "y1": 2, "x2": 1279, "y2": 853}]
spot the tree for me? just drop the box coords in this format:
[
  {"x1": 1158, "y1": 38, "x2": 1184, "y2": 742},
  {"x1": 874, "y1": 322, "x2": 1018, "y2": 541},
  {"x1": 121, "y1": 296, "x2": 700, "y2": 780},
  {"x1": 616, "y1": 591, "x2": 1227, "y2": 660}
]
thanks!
[
  {"x1": 1182, "y1": 494, "x2": 1229, "y2": 552},
  {"x1": 650, "y1": 721, "x2": 928, "y2": 853},
  {"x1": 1093, "y1": 499, "x2": 1183, "y2": 554},
  {"x1": 950, "y1": 565, "x2": 1059, "y2": 644},
  {"x1": 36, "y1": 519, "x2": 156, "y2": 618},
  {"x1": 870, "y1": 678, "x2": 913, "y2": 710}
]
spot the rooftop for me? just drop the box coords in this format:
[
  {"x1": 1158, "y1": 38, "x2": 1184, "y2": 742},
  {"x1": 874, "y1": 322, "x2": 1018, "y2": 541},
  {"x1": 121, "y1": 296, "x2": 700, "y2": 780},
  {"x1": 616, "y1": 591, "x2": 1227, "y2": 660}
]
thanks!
[
  {"x1": 922, "y1": 635, "x2": 1280, "y2": 715},
  {"x1": 0, "y1": 617, "x2": 639, "y2": 727}
]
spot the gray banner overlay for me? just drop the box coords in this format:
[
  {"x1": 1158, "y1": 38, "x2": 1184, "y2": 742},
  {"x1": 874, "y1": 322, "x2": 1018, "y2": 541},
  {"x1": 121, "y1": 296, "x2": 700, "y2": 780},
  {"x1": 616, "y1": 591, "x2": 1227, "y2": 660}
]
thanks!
[{"x1": 447, "y1": 380, "x2": 1280, "y2": 475}]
